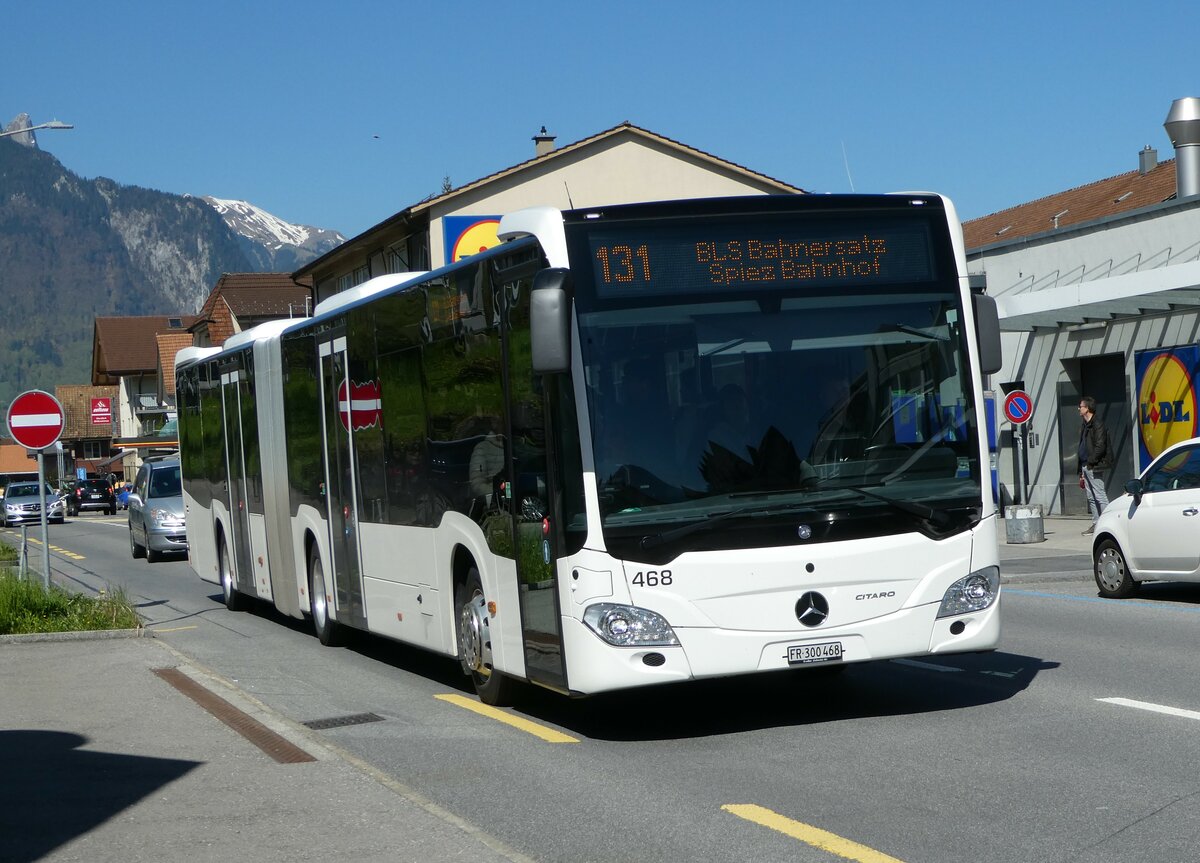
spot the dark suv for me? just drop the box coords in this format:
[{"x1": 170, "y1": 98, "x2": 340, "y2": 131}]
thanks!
[{"x1": 68, "y1": 478, "x2": 117, "y2": 516}]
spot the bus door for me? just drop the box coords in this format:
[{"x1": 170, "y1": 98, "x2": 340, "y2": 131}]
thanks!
[
  {"x1": 220, "y1": 363, "x2": 255, "y2": 597},
  {"x1": 501, "y1": 270, "x2": 567, "y2": 691},
  {"x1": 317, "y1": 335, "x2": 367, "y2": 628}
]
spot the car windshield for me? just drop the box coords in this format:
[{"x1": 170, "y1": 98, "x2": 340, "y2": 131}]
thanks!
[
  {"x1": 7, "y1": 485, "x2": 52, "y2": 499},
  {"x1": 148, "y1": 466, "x2": 182, "y2": 498}
]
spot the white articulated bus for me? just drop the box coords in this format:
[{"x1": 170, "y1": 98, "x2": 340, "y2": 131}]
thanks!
[{"x1": 175, "y1": 194, "x2": 1004, "y2": 704}]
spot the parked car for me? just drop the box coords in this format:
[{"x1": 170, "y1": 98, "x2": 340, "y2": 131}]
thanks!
[
  {"x1": 116, "y1": 482, "x2": 134, "y2": 510},
  {"x1": 3, "y1": 481, "x2": 66, "y2": 527},
  {"x1": 128, "y1": 456, "x2": 187, "y2": 562},
  {"x1": 1093, "y1": 436, "x2": 1200, "y2": 597},
  {"x1": 68, "y1": 478, "x2": 117, "y2": 516}
]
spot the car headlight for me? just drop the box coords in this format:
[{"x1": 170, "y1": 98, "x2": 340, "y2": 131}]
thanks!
[
  {"x1": 937, "y1": 566, "x2": 1001, "y2": 618},
  {"x1": 583, "y1": 603, "x2": 680, "y2": 647},
  {"x1": 149, "y1": 507, "x2": 181, "y2": 525}
]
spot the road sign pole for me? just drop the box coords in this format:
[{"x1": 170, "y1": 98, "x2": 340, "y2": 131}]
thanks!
[{"x1": 37, "y1": 449, "x2": 50, "y2": 589}]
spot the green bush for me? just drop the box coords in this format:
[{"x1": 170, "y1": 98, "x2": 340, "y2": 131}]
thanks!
[{"x1": 0, "y1": 567, "x2": 141, "y2": 634}]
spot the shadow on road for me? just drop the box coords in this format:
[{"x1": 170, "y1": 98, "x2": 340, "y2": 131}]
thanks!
[
  {"x1": 0, "y1": 730, "x2": 199, "y2": 863},
  {"x1": 509, "y1": 650, "x2": 1060, "y2": 742}
]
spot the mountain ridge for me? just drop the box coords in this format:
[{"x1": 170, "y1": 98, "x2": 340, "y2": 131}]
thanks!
[{"x1": 0, "y1": 127, "x2": 344, "y2": 405}]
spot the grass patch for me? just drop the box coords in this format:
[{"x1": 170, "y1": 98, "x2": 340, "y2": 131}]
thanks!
[{"x1": 0, "y1": 545, "x2": 141, "y2": 634}]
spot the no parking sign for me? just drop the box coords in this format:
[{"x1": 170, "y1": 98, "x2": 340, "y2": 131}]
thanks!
[{"x1": 1002, "y1": 390, "x2": 1034, "y2": 426}]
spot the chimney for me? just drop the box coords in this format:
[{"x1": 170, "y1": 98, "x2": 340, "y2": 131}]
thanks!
[
  {"x1": 533, "y1": 126, "x2": 556, "y2": 157},
  {"x1": 1164, "y1": 97, "x2": 1200, "y2": 198},
  {"x1": 1139, "y1": 145, "x2": 1157, "y2": 175}
]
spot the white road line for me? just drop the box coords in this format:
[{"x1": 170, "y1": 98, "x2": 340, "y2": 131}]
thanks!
[{"x1": 1097, "y1": 697, "x2": 1200, "y2": 722}]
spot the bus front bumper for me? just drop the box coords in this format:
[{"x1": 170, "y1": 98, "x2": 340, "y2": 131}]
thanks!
[{"x1": 559, "y1": 595, "x2": 1000, "y2": 696}]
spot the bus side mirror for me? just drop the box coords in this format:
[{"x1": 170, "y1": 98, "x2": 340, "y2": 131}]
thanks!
[
  {"x1": 972, "y1": 292, "x2": 1003, "y2": 375},
  {"x1": 530, "y1": 268, "x2": 571, "y2": 374}
]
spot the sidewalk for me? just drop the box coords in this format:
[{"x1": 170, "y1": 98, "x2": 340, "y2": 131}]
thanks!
[
  {"x1": 996, "y1": 514, "x2": 1095, "y2": 558},
  {"x1": 0, "y1": 635, "x2": 531, "y2": 863}
]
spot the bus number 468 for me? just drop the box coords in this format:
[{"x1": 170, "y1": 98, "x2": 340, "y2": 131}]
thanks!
[{"x1": 632, "y1": 570, "x2": 673, "y2": 587}]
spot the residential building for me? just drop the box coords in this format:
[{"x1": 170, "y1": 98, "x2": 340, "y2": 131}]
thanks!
[
  {"x1": 295, "y1": 123, "x2": 805, "y2": 304},
  {"x1": 189, "y1": 272, "x2": 313, "y2": 348}
]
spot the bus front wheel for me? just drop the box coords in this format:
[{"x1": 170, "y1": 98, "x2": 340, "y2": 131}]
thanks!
[{"x1": 456, "y1": 567, "x2": 514, "y2": 706}]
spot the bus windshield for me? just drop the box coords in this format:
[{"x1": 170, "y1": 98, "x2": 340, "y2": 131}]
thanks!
[{"x1": 567, "y1": 204, "x2": 983, "y2": 553}]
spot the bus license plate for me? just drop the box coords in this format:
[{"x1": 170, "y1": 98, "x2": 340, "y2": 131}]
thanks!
[{"x1": 787, "y1": 641, "x2": 843, "y2": 665}]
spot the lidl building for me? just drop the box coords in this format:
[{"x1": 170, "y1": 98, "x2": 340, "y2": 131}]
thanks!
[{"x1": 965, "y1": 97, "x2": 1200, "y2": 515}]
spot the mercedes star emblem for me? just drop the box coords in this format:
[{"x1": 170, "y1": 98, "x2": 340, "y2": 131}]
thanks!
[{"x1": 795, "y1": 591, "x2": 830, "y2": 627}]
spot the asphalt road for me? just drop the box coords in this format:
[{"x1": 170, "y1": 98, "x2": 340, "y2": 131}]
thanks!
[{"x1": 10, "y1": 513, "x2": 1200, "y2": 863}]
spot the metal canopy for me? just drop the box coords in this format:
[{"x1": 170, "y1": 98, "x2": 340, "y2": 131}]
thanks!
[{"x1": 995, "y1": 260, "x2": 1200, "y2": 331}]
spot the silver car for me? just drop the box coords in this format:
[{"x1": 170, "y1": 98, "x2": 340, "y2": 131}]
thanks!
[
  {"x1": 128, "y1": 456, "x2": 187, "y2": 562},
  {"x1": 3, "y1": 481, "x2": 66, "y2": 527}
]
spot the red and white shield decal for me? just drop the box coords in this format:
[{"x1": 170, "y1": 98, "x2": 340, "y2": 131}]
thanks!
[{"x1": 337, "y1": 378, "x2": 382, "y2": 431}]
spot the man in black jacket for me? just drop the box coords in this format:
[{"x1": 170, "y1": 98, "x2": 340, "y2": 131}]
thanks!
[{"x1": 1078, "y1": 396, "x2": 1112, "y2": 535}]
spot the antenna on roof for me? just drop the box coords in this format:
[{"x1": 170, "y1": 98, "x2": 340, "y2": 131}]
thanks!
[{"x1": 841, "y1": 141, "x2": 856, "y2": 193}]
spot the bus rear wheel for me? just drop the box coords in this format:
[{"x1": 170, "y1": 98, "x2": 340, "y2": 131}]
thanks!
[
  {"x1": 219, "y1": 535, "x2": 247, "y2": 611},
  {"x1": 456, "y1": 567, "x2": 514, "y2": 706},
  {"x1": 308, "y1": 545, "x2": 343, "y2": 646}
]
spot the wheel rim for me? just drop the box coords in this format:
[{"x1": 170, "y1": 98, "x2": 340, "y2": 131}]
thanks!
[
  {"x1": 310, "y1": 557, "x2": 328, "y2": 631},
  {"x1": 1096, "y1": 547, "x2": 1126, "y2": 593},
  {"x1": 220, "y1": 542, "x2": 234, "y2": 600},
  {"x1": 458, "y1": 588, "x2": 494, "y2": 679}
]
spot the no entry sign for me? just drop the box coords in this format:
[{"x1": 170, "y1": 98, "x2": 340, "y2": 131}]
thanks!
[
  {"x1": 7, "y1": 390, "x2": 66, "y2": 450},
  {"x1": 1003, "y1": 390, "x2": 1034, "y2": 426}
]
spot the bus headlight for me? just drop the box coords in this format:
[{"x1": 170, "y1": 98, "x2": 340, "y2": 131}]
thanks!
[
  {"x1": 583, "y1": 603, "x2": 680, "y2": 647},
  {"x1": 937, "y1": 566, "x2": 1000, "y2": 618}
]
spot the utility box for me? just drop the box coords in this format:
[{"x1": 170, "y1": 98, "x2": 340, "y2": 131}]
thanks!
[{"x1": 1005, "y1": 504, "x2": 1045, "y2": 543}]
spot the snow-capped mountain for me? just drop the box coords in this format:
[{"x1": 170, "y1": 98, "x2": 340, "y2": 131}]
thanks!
[{"x1": 199, "y1": 196, "x2": 346, "y2": 271}]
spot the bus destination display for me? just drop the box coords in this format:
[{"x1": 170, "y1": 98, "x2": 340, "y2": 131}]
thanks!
[{"x1": 586, "y1": 217, "x2": 937, "y2": 298}]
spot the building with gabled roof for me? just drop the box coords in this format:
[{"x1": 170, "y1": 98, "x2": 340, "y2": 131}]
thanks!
[
  {"x1": 56, "y1": 383, "x2": 123, "y2": 479},
  {"x1": 295, "y1": 122, "x2": 805, "y2": 304},
  {"x1": 92, "y1": 315, "x2": 197, "y2": 439},
  {"x1": 190, "y1": 272, "x2": 313, "y2": 348},
  {"x1": 963, "y1": 96, "x2": 1200, "y2": 516}
]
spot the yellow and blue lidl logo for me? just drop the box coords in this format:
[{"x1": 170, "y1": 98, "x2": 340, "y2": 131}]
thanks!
[
  {"x1": 1137, "y1": 349, "x2": 1197, "y2": 461},
  {"x1": 443, "y1": 216, "x2": 501, "y2": 265}
]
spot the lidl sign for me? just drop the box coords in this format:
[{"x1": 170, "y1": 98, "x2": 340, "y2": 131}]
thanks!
[
  {"x1": 1135, "y1": 346, "x2": 1199, "y2": 466},
  {"x1": 443, "y1": 215, "x2": 501, "y2": 265}
]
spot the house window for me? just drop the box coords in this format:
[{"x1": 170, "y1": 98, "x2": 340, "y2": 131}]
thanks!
[{"x1": 81, "y1": 440, "x2": 107, "y2": 459}]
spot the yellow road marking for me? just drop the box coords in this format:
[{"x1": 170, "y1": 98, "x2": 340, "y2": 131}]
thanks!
[
  {"x1": 722, "y1": 804, "x2": 907, "y2": 863},
  {"x1": 434, "y1": 694, "x2": 579, "y2": 744},
  {"x1": 153, "y1": 625, "x2": 199, "y2": 633},
  {"x1": 8, "y1": 535, "x2": 85, "y2": 560}
]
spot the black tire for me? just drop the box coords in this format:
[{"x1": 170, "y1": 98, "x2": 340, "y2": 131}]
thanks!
[
  {"x1": 219, "y1": 535, "x2": 247, "y2": 610},
  {"x1": 456, "y1": 566, "x2": 515, "y2": 706},
  {"x1": 108, "y1": 505, "x2": 117, "y2": 516},
  {"x1": 1094, "y1": 538, "x2": 1137, "y2": 598},
  {"x1": 308, "y1": 545, "x2": 343, "y2": 646},
  {"x1": 147, "y1": 546, "x2": 161, "y2": 564},
  {"x1": 129, "y1": 527, "x2": 146, "y2": 559}
]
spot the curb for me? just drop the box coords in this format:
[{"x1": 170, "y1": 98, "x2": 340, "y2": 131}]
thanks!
[{"x1": 0, "y1": 627, "x2": 145, "y2": 645}]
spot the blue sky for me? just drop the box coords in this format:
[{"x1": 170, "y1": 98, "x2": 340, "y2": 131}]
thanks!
[{"x1": 7, "y1": 1, "x2": 1198, "y2": 239}]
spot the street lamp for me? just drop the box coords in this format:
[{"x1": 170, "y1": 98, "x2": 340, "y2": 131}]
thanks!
[{"x1": 0, "y1": 120, "x2": 74, "y2": 139}]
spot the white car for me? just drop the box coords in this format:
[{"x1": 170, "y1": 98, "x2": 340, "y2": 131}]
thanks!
[{"x1": 1093, "y1": 436, "x2": 1200, "y2": 597}]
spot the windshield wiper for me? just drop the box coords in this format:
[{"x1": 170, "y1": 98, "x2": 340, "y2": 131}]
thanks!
[
  {"x1": 879, "y1": 323, "x2": 949, "y2": 341},
  {"x1": 837, "y1": 486, "x2": 951, "y2": 528},
  {"x1": 639, "y1": 500, "x2": 816, "y2": 551}
]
